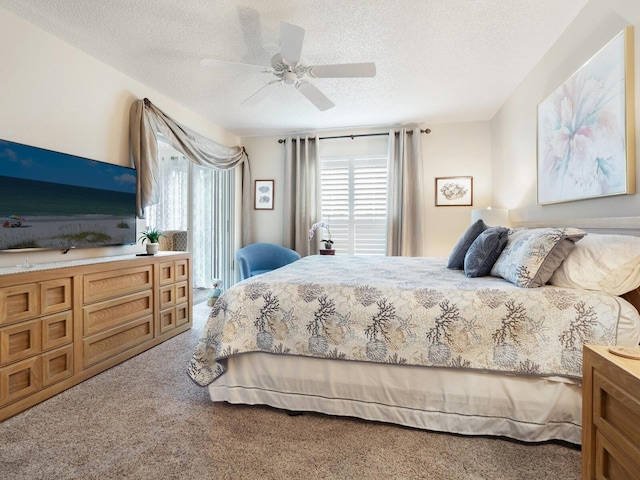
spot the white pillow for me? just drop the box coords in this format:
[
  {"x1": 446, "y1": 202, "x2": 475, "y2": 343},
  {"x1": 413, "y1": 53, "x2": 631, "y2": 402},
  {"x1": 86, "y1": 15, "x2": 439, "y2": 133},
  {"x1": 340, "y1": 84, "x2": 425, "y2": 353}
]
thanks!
[{"x1": 549, "y1": 233, "x2": 640, "y2": 295}]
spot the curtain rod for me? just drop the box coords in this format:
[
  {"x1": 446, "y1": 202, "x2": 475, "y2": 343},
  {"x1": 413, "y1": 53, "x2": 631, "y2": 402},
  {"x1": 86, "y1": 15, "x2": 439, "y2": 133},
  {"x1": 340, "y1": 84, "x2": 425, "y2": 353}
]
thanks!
[{"x1": 277, "y1": 128, "x2": 431, "y2": 144}]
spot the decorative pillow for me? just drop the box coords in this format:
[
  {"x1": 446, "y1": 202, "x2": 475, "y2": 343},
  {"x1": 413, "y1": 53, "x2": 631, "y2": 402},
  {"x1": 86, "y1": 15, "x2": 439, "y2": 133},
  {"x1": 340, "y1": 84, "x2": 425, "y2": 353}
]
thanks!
[
  {"x1": 447, "y1": 219, "x2": 487, "y2": 269},
  {"x1": 490, "y1": 227, "x2": 586, "y2": 288},
  {"x1": 549, "y1": 233, "x2": 640, "y2": 295},
  {"x1": 464, "y1": 227, "x2": 509, "y2": 278}
]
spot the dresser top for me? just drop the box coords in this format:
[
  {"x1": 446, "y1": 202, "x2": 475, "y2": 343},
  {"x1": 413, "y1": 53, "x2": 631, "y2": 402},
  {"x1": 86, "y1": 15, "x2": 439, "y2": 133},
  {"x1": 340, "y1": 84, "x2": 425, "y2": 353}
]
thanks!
[{"x1": 0, "y1": 252, "x2": 185, "y2": 277}]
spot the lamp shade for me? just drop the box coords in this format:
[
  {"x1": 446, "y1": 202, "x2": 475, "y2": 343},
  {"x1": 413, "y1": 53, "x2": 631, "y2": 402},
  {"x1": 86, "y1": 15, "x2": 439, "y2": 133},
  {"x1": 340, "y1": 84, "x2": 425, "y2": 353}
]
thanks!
[{"x1": 471, "y1": 208, "x2": 509, "y2": 227}]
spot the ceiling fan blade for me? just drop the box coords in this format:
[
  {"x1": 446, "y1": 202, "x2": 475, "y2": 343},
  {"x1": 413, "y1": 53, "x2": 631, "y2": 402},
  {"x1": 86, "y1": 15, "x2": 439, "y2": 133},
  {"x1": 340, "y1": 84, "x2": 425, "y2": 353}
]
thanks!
[
  {"x1": 241, "y1": 80, "x2": 282, "y2": 106},
  {"x1": 308, "y1": 62, "x2": 376, "y2": 78},
  {"x1": 296, "y1": 81, "x2": 335, "y2": 111},
  {"x1": 200, "y1": 58, "x2": 270, "y2": 72},
  {"x1": 280, "y1": 22, "x2": 305, "y2": 65}
]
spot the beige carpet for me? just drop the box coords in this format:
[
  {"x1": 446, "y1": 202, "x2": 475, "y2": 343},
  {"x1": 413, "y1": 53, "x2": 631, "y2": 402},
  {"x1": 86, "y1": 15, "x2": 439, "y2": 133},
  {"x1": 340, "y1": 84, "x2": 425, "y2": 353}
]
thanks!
[{"x1": 0, "y1": 302, "x2": 581, "y2": 480}]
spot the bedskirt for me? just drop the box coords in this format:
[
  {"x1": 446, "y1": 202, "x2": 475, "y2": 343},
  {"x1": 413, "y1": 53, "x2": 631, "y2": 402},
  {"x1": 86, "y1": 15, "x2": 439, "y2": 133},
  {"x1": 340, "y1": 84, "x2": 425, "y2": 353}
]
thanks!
[{"x1": 208, "y1": 352, "x2": 583, "y2": 444}]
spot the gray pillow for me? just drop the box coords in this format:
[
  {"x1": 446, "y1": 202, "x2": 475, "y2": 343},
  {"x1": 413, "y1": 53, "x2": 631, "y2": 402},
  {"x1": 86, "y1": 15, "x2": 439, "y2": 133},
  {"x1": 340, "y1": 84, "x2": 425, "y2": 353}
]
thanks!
[
  {"x1": 447, "y1": 220, "x2": 488, "y2": 269},
  {"x1": 464, "y1": 227, "x2": 509, "y2": 278},
  {"x1": 490, "y1": 227, "x2": 586, "y2": 287}
]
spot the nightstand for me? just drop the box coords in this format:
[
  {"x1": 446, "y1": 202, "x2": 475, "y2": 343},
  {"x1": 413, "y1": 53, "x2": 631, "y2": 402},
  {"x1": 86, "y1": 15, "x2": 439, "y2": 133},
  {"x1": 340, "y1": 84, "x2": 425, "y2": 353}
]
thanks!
[{"x1": 582, "y1": 344, "x2": 640, "y2": 479}]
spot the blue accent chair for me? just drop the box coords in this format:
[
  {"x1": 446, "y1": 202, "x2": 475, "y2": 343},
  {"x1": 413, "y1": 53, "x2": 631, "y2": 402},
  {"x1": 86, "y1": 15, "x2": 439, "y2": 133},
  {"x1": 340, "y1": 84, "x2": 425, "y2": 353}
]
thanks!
[{"x1": 236, "y1": 243, "x2": 301, "y2": 280}]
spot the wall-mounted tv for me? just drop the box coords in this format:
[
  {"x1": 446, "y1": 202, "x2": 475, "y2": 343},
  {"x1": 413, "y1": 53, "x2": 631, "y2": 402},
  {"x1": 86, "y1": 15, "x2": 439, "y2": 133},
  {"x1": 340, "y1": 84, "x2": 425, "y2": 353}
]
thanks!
[{"x1": 0, "y1": 138, "x2": 137, "y2": 252}]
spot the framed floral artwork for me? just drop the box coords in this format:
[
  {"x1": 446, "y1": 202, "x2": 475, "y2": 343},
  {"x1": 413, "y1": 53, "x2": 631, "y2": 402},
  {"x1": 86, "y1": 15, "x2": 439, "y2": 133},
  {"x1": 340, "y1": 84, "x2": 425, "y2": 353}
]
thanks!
[
  {"x1": 435, "y1": 176, "x2": 473, "y2": 206},
  {"x1": 537, "y1": 26, "x2": 636, "y2": 205},
  {"x1": 254, "y1": 179, "x2": 274, "y2": 210}
]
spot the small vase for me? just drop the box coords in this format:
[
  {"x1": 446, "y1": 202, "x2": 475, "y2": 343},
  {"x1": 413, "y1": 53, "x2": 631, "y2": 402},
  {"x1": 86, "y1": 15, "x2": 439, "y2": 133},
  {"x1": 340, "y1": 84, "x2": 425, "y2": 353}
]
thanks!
[{"x1": 146, "y1": 243, "x2": 159, "y2": 255}]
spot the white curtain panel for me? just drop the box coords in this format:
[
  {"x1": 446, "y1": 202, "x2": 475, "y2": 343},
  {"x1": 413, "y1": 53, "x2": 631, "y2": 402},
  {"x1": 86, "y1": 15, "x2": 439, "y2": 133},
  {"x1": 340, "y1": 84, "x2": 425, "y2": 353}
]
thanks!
[
  {"x1": 283, "y1": 136, "x2": 320, "y2": 256},
  {"x1": 145, "y1": 151, "x2": 236, "y2": 289},
  {"x1": 386, "y1": 127, "x2": 426, "y2": 256},
  {"x1": 148, "y1": 152, "x2": 189, "y2": 231}
]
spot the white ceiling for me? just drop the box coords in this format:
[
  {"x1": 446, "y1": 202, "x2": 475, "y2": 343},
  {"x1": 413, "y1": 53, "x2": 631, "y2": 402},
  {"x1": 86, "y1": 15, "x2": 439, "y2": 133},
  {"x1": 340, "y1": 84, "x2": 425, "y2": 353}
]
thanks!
[{"x1": 1, "y1": 0, "x2": 588, "y2": 138}]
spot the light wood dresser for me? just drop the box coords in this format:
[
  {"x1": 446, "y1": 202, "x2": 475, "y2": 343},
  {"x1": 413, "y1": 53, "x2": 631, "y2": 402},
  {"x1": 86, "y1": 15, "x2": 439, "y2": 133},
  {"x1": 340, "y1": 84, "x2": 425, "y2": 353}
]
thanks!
[
  {"x1": 0, "y1": 252, "x2": 192, "y2": 421},
  {"x1": 582, "y1": 344, "x2": 640, "y2": 479}
]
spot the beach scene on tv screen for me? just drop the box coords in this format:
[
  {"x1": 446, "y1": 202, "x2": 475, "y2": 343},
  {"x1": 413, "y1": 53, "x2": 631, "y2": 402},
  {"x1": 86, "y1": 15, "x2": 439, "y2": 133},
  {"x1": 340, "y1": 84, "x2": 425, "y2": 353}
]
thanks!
[{"x1": 0, "y1": 140, "x2": 137, "y2": 251}]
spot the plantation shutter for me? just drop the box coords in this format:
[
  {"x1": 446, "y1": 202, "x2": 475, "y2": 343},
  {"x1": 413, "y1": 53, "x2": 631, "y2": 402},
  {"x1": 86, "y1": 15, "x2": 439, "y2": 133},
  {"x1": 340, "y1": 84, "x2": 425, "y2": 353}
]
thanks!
[{"x1": 320, "y1": 156, "x2": 388, "y2": 255}]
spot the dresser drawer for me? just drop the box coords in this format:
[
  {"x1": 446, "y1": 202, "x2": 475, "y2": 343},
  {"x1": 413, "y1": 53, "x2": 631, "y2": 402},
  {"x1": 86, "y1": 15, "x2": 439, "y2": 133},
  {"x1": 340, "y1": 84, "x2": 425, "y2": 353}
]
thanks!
[
  {"x1": 40, "y1": 278, "x2": 72, "y2": 315},
  {"x1": 174, "y1": 259, "x2": 189, "y2": 282},
  {"x1": 83, "y1": 291, "x2": 153, "y2": 336},
  {"x1": 584, "y1": 345, "x2": 640, "y2": 479},
  {"x1": 159, "y1": 284, "x2": 175, "y2": 310},
  {"x1": 83, "y1": 265, "x2": 153, "y2": 304},
  {"x1": 0, "y1": 319, "x2": 41, "y2": 366},
  {"x1": 42, "y1": 344, "x2": 73, "y2": 388},
  {"x1": 83, "y1": 315, "x2": 153, "y2": 368},
  {"x1": 593, "y1": 370, "x2": 640, "y2": 450},
  {"x1": 0, "y1": 284, "x2": 38, "y2": 325},
  {"x1": 175, "y1": 303, "x2": 189, "y2": 327},
  {"x1": 159, "y1": 261, "x2": 176, "y2": 286},
  {"x1": 175, "y1": 281, "x2": 189, "y2": 304},
  {"x1": 158, "y1": 308, "x2": 176, "y2": 334},
  {"x1": 41, "y1": 311, "x2": 73, "y2": 351},
  {"x1": 0, "y1": 356, "x2": 41, "y2": 406},
  {"x1": 595, "y1": 430, "x2": 640, "y2": 480}
]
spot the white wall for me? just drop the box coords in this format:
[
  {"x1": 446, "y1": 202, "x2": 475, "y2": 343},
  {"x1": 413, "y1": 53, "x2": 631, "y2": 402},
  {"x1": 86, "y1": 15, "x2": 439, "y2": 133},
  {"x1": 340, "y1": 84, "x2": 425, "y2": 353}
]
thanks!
[
  {"x1": 241, "y1": 135, "x2": 285, "y2": 245},
  {"x1": 423, "y1": 122, "x2": 492, "y2": 257},
  {"x1": 242, "y1": 121, "x2": 492, "y2": 257},
  {"x1": 0, "y1": 7, "x2": 239, "y2": 268},
  {"x1": 492, "y1": 0, "x2": 640, "y2": 223}
]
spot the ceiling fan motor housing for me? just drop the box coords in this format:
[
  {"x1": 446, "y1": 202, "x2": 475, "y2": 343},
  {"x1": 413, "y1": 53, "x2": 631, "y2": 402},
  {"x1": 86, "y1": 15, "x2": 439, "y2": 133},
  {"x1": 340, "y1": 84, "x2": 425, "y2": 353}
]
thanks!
[{"x1": 271, "y1": 53, "x2": 306, "y2": 84}]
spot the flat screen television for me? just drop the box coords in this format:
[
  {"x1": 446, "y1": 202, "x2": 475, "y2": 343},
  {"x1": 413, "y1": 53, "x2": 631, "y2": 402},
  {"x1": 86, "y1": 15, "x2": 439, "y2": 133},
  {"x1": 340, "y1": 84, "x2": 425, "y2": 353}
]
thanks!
[{"x1": 0, "y1": 138, "x2": 138, "y2": 252}]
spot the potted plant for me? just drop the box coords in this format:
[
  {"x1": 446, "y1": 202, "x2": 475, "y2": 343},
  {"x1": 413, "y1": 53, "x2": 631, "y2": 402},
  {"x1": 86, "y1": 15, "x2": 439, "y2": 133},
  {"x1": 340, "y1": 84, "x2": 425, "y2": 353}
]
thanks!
[
  {"x1": 308, "y1": 221, "x2": 335, "y2": 255},
  {"x1": 139, "y1": 227, "x2": 166, "y2": 255},
  {"x1": 322, "y1": 238, "x2": 334, "y2": 250}
]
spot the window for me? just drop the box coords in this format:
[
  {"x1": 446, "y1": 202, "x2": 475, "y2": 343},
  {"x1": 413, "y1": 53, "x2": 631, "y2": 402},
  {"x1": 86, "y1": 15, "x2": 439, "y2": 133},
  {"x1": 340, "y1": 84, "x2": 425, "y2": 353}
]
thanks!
[
  {"x1": 320, "y1": 155, "x2": 388, "y2": 255},
  {"x1": 145, "y1": 144, "x2": 236, "y2": 289}
]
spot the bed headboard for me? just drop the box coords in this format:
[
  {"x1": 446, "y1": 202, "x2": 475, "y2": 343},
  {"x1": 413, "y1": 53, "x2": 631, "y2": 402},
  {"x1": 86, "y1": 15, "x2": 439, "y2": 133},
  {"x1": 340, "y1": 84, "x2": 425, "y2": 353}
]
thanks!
[{"x1": 511, "y1": 216, "x2": 640, "y2": 237}]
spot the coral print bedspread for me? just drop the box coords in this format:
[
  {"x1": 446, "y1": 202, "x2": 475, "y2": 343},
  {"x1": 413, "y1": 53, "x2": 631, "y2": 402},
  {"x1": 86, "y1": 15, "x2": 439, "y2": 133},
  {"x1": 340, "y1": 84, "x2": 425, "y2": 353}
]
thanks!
[{"x1": 188, "y1": 256, "x2": 621, "y2": 386}]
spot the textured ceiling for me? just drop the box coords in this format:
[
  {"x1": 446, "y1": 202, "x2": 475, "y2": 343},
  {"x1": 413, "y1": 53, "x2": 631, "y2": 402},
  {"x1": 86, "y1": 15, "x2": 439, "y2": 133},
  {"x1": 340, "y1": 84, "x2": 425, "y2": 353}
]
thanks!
[{"x1": 0, "y1": 0, "x2": 588, "y2": 138}]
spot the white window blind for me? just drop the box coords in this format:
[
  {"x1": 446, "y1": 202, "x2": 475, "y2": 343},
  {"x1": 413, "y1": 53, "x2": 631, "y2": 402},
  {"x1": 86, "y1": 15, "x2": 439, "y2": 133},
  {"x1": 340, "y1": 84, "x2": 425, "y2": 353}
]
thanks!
[{"x1": 320, "y1": 156, "x2": 388, "y2": 255}]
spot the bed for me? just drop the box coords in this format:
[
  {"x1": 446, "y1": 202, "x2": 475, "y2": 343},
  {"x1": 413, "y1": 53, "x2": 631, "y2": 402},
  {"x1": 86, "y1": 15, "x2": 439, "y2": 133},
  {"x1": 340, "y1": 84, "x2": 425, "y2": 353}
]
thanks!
[{"x1": 188, "y1": 224, "x2": 640, "y2": 445}]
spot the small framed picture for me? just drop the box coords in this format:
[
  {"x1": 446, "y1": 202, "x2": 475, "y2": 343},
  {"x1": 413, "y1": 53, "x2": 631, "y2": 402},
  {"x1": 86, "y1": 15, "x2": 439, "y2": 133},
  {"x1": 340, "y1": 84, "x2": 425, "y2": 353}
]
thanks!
[
  {"x1": 254, "y1": 179, "x2": 274, "y2": 210},
  {"x1": 435, "y1": 176, "x2": 473, "y2": 206}
]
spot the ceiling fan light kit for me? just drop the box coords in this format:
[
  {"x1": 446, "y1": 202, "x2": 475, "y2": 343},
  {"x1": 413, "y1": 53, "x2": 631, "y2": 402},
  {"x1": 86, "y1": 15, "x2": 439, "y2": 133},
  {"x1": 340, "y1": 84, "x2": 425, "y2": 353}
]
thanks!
[{"x1": 202, "y1": 21, "x2": 376, "y2": 111}]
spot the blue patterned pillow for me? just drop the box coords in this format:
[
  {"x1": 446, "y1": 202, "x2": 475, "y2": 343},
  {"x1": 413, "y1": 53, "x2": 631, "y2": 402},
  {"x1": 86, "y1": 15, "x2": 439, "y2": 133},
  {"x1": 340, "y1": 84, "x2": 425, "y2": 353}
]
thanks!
[
  {"x1": 490, "y1": 227, "x2": 586, "y2": 287},
  {"x1": 464, "y1": 227, "x2": 509, "y2": 278},
  {"x1": 447, "y1": 219, "x2": 487, "y2": 269}
]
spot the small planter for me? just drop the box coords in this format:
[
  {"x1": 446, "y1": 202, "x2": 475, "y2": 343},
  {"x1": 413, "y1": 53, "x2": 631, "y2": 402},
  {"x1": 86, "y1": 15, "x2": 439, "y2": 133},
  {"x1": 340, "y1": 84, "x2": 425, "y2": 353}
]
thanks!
[
  {"x1": 139, "y1": 227, "x2": 165, "y2": 255},
  {"x1": 319, "y1": 249, "x2": 335, "y2": 255}
]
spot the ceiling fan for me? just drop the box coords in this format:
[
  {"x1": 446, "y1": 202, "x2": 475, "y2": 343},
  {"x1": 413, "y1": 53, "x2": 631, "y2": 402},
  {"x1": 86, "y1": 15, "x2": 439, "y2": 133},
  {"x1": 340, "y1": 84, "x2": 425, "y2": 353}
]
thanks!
[{"x1": 200, "y1": 21, "x2": 376, "y2": 111}]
